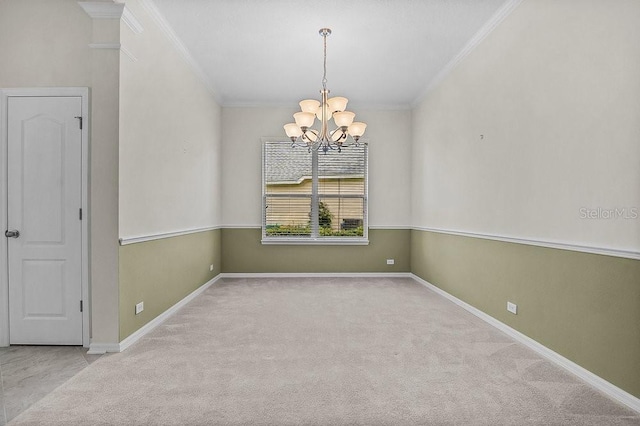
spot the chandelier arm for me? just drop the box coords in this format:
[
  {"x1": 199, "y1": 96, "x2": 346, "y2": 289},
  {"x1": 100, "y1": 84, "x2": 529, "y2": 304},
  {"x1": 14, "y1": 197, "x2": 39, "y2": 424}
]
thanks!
[
  {"x1": 328, "y1": 127, "x2": 346, "y2": 138},
  {"x1": 304, "y1": 128, "x2": 319, "y2": 142},
  {"x1": 320, "y1": 142, "x2": 341, "y2": 154}
]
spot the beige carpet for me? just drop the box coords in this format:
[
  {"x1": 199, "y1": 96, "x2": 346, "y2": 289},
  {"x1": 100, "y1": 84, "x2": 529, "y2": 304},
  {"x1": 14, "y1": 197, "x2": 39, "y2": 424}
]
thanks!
[{"x1": 10, "y1": 277, "x2": 640, "y2": 425}]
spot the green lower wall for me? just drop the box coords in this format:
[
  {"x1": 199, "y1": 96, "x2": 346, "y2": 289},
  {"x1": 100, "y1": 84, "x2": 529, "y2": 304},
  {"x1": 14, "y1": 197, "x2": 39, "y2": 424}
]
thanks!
[
  {"x1": 411, "y1": 229, "x2": 640, "y2": 398},
  {"x1": 116, "y1": 226, "x2": 640, "y2": 400},
  {"x1": 221, "y1": 228, "x2": 410, "y2": 273},
  {"x1": 118, "y1": 229, "x2": 221, "y2": 340}
]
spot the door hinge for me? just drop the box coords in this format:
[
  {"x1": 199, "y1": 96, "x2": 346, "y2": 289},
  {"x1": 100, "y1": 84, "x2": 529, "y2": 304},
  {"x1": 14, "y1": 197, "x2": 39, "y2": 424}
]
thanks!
[
  {"x1": 79, "y1": 208, "x2": 82, "y2": 220},
  {"x1": 74, "y1": 116, "x2": 83, "y2": 130},
  {"x1": 80, "y1": 300, "x2": 83, "y2": 312}
]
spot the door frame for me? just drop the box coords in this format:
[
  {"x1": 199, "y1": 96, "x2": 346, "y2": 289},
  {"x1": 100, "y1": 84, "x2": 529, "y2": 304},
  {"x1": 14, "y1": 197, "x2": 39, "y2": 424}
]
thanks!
[{"x1": 0, "y1": 87, "x2": 90, "y2": 347}]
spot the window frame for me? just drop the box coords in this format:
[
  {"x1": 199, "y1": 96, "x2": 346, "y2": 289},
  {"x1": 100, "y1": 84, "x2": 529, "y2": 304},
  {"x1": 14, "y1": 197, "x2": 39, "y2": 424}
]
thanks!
[{"x1": 261, "y1": 138, "x2": 369, "y2": 245}]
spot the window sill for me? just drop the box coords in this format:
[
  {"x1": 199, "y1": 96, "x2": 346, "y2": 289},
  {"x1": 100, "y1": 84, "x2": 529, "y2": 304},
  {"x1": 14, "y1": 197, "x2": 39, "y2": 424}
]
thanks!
[{"x1": 261, "y1": 237, "x2": 369, "y2": 246}]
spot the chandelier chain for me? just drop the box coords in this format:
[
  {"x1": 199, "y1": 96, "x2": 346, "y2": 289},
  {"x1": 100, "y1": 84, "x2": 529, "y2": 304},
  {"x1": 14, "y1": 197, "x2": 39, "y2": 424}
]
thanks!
[{"x1": 322, "y1": 31, "x2": 328, "y2": 90}]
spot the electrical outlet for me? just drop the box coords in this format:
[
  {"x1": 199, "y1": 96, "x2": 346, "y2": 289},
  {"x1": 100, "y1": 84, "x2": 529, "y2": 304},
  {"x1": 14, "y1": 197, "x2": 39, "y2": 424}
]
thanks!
[
  {"x1": 386, "y1": 259, "x2": 395, "y2": 265},
  {"x1": 507, "y1": 301, "x2": 517, "y2": 315},
  {"x1": 209, "y1": 264, "x2": 214, "y2": 272},
  {"x1": 135, "y1": 301, "x2": 144, "y2": 315}
]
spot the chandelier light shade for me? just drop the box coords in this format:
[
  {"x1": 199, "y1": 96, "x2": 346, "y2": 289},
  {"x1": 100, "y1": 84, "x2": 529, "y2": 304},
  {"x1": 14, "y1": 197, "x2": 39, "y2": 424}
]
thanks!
[
  {"x1": 300, "y1": 99, "x2": 321, "y2": 113},
  {"x1": 333, "y1": 111, "x2": 355, "y2": 128},
  {"x1": 293, "y1": 111, "x2": 315, "y2": 128},
  {"x1": 284, "y1": 28, "x2": 367, "y2": 153}
]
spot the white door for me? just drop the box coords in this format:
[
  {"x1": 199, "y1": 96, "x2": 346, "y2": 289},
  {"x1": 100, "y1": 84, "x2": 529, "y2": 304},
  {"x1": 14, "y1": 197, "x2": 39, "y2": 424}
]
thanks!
[{"x1": 7, "y1": 96, "x2": 83, "y2": 345}]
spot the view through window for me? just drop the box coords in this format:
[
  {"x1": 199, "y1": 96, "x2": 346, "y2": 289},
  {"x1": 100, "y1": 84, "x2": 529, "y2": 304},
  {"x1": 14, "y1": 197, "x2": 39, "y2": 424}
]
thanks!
[{"x1": 262, "y1": 140, "x2": 368, "y2": 242}]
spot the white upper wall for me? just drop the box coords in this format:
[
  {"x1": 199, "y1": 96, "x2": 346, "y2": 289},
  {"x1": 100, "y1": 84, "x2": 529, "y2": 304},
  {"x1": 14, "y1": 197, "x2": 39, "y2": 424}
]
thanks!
[
  {"x1": 118, "y1": 0, "x2": 222, "y2": 239},
  {"x1": 222, "y1": 107, "x2": 412, "y2": 228},
  {"x1": 411, "y1": 0, "x2": 640, "y2": 253},
  {"x1": 0, "y1": 0, "x2": 92, "y2": 86}
]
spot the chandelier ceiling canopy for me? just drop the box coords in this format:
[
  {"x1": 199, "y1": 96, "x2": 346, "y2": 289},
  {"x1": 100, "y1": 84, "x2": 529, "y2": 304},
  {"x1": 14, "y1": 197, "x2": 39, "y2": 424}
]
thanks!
[{"x1": 284, "y1": 28, "x2": 367, "y2": 153}]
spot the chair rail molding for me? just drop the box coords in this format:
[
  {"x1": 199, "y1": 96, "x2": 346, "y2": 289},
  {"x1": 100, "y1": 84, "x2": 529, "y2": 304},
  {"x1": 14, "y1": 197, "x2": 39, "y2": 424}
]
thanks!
[
  {"x1": 412, "y1": 226, "x2": 640, "y2": 260},
  {"x1": 119, "y1": 226, "x2": 221, "y2": 246}
]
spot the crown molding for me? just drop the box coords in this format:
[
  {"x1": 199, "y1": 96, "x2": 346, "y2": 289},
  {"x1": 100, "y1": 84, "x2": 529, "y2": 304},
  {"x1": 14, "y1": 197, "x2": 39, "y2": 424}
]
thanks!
[
  {"x1": 78, "y1": 1, "x2": 124, "y2": 19},
  {"x1": 138, "y1": 0, "x2": 221, "y2": 103},
  {"x1": 120, "y1": 46, "x2": 138, "y2": 62},
  {"x1": 78, "y1": 2, "x2": 143, "y2": 34},
  {"x1": 122, "y1": 6, "x2": 144, "y2": 34},
  {"x1": 221, "y1": 100, "x2": 412, "y2": 110},
  {"x1": 411, "y1": 0, "x2": 524, "y2": 107}
]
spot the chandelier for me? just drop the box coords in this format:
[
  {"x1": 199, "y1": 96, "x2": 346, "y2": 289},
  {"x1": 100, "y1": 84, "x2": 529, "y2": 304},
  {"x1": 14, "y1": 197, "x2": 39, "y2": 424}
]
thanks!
[{"x1": 284, "y1": 28, "x2": 367, "y2": 153}]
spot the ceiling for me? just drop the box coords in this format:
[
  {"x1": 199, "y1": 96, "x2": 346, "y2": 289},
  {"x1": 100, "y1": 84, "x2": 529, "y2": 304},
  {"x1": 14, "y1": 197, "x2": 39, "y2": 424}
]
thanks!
[{"x1": 150, "y1": 0, "x2": 511, "y2": 109}]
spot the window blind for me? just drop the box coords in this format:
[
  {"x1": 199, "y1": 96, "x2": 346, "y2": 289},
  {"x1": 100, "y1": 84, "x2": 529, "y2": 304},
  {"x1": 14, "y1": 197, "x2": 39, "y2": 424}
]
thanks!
[{"x1": 262, "y1": 141, "x2": 368, "y2": 241}]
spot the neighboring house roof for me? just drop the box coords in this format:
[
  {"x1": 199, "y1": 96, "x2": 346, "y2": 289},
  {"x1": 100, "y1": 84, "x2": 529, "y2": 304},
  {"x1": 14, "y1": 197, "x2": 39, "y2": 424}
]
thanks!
[{"x1": 265, "y1": 142, "x2": 366, "y2": 184}]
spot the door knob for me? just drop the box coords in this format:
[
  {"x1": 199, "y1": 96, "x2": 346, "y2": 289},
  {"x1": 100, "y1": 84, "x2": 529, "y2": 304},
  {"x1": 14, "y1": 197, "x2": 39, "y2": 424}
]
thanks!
[{"x1": 5, "y1": 230, "x2": 20, "y2": 238}]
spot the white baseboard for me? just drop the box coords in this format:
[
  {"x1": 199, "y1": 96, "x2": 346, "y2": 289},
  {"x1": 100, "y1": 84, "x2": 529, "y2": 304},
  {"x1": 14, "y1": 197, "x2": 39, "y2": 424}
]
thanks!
[
  {"x1": 219, "y1": 272, "x2": 413, "y2": 279},
  {"x1": 86, "y1": 343, "x2": 121, "y2": 355},
  {"x1": 118, "y1": 275, "x2": 222, "y2": 352},
  {"x1": 88, "y1": 275, "x2": 222, "y2": 355},
  {"x1": 411, "y1": 274, "x2": 640, "y2": 414}
]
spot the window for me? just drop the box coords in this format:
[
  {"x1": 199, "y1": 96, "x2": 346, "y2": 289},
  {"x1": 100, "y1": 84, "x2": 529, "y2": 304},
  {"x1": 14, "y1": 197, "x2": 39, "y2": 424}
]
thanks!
[{"x1": 262, "y1": 140, "x2": 368, "y2": 244}]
